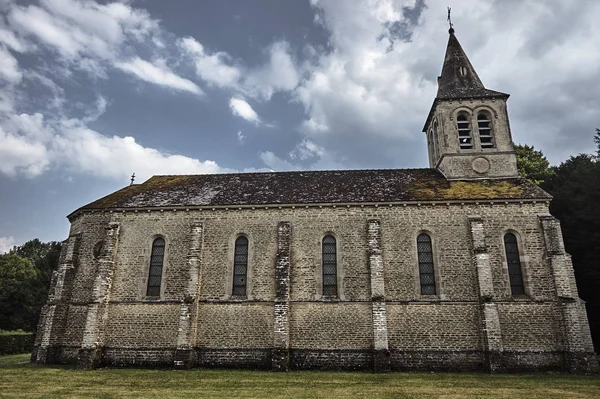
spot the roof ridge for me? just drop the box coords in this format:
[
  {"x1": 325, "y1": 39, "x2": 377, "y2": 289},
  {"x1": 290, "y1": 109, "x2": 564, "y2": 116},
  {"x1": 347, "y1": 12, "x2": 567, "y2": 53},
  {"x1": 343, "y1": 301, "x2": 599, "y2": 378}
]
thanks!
[{"x1": 146, "y1": 167, "x2": 437, "y2": 180}]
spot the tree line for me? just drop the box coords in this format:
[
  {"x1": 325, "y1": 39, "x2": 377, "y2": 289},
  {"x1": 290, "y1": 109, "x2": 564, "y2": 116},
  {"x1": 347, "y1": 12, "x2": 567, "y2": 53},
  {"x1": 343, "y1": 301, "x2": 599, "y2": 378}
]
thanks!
[{"x1": 1, "y1": 131, "x2": 599, "y2": 351}]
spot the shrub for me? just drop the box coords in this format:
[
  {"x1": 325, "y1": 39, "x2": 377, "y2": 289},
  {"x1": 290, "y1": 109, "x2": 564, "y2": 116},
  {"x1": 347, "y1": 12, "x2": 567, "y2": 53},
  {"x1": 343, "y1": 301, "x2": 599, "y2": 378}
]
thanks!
[{"x1": 0, "y1": 331, "x2": 34, "y2": 355}]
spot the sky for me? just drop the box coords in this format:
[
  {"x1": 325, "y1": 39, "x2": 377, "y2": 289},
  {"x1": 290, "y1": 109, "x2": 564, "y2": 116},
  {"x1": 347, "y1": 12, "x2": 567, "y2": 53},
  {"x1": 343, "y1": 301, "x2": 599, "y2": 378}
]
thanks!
[{"x1": 1, "y1": 0, "x2": 600, "y2": 252}]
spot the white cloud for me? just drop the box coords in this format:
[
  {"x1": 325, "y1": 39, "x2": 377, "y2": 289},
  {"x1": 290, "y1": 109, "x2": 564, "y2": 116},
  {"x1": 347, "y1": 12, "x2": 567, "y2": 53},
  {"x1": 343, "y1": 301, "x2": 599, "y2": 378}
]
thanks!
[
  {"x1": 237, "y1": 130, "x2": 245, "y2": 144},
  {"x1": 178, "y1": 36, "x2": 242, "y2": 88},
  {"x1": 0, "y1": 236, "x2": 16, "y2": 254},
  {"x1": 179, "y1": 37, "x2": 299, "y2": 100},
  {"x1": 243, "y1": 41, "x2": 300, "y2": 100},
  {"x1": 294, "y1": 0, "x2": 600, "y2": 167},
  {"x1": 0, "y1": 45, "x2": 22, "y2": 83},
  {"x1": 0, "y1": 111, "x2": 226, "y2": 182},
  {"x1": 229, "y1": 97, "x2": 260, "y2": 124},
  {"x1": 52, "y1": 124, "x2": 222, "y2": 181},
  {"x1": 290, "y1": 139, "x2": 325, "y2": 160},
  {"x1": 259, "y1": 151, "x2": 300, "y2": 171},
  {"x1": 0, "y1": 126, "x2": 50, "y2": 177},
  {"x1": 115, "y1": 57, "x2": 203, "y2": 95},
  {"x1": 8, "y1": 0, "x2": 158, "y2": 61}
]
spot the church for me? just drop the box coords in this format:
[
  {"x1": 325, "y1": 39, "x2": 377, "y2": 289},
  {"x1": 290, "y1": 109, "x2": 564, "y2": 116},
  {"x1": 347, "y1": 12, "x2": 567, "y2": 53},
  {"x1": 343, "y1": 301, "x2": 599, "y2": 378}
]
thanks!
[{"x1": 32, "y1": 27, "x2": 597, "y2": 373}]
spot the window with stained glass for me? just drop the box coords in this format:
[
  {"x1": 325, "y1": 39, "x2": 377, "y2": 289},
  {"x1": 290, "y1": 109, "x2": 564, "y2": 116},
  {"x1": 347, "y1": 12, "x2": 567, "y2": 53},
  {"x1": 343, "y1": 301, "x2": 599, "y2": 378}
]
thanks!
[
  {"x1": 322, "y1": 235, "x2": 337, "y2": 296},
  {"x1": 417, "y1": 233, "x2": 436, "y2": 295},
  {"x1": 232, "y1": 236, "x2": 249, "y2": 296},
  {"x1": 504, "y1": 233, "x2": 525, "y2": 295},
  {"x1": 146, "y1": 237, "x2": 165, "y2": 297}
]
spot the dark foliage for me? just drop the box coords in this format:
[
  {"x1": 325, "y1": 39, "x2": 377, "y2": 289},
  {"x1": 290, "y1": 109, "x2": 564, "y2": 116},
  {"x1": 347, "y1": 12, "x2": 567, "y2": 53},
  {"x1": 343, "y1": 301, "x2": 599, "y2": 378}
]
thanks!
[
  {"x1": 0, "y1": 239, "x2": 62, "y2": 332},
  {"x1": 0, "y1": 333, "x2": 34, "y2": 355}
]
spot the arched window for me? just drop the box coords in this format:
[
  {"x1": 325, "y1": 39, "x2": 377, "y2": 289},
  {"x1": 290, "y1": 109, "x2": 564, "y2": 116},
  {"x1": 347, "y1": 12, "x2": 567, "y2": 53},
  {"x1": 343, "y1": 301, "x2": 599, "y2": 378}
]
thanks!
[
  {"x1": 432, "y1": 120, "x2": 439, "y2": 159},
  {"x1": 146, "y1": 237, "x2": 165, "y2": 297},
  {"x1": 322, "y1": 235, "x2": 337, "y2": 296},
  {"x1": 504, "y1": 233, "x2": 525, "y2": 295},
  {"x1": 417, "y1": 233, "x2": 436, "y2": 295},
  {"x1": 477, "y1": 112, "x2": 494, "y2": 148},
  {"x1": 456, "y1": 113, "x2": 472, "y2": 149},
  {"x1": 232, "y1": 236, "x2": 249, "y2": 296}
]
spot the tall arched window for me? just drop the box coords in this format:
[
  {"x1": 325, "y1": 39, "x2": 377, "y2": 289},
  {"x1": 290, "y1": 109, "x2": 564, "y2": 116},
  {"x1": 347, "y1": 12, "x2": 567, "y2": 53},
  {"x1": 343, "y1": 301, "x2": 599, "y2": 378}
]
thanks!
[
  {"x1": 504, "y1": 233, "x2": 525, "y2": 295},
  {"x1": 146, "y1": 237, "x2": 165, "y2": 297},
  {"x1": 322, "y1": 235, "x2": 337, "y2": 296},
  {"x1": 417, "y1": 233, "x2": 436, "y2": 295},
  {"x1": 232, "y1": 236, "x2": 249, "y2": 296},
  {"x1": 457, "y1": 113, "x2": 472, "y2": 149},
  {"x1": 432, "y1": 120, "x2": 439, "y2": 159},
  {"x1": 477, "y1": 112, "x2": 494, "y2": 148}
]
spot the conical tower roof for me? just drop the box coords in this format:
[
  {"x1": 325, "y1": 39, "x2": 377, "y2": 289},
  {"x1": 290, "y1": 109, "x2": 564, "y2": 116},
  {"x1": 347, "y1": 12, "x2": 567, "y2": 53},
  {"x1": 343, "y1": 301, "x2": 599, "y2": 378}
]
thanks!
[
  {"x1": 423, "y1": 28, "x2": 508, "y2": 132},
  {"x1": 436, "y1": 28, "x2": 508, "y2": 100}
]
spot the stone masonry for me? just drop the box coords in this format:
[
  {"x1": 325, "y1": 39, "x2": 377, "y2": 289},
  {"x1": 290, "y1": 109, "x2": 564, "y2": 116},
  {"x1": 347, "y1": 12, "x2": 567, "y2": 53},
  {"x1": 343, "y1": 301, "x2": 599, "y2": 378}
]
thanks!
[{"x1": 32, "y1": 201, "x2": 598, "y2": 372}]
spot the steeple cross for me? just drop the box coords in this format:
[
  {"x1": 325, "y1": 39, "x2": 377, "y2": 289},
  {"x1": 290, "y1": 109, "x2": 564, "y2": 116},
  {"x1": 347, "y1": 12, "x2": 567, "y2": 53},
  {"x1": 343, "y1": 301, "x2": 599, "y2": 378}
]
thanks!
[
  {"x1": 130, "y1": 173, "x2": 135, "y2": 186},
  {"x1": 447, "y1": 7, "x2": 453, "y2": 30}
]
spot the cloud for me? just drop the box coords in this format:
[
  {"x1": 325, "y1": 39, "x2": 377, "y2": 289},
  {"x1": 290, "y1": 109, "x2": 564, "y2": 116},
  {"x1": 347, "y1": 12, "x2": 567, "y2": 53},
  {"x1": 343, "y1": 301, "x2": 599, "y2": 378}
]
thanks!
[
  {"x1": 8, "y1": 0, "x2": 158, "y2": 61},
  {"x1": 0, "y1": 45, "x2": 22, "y2": 83},
  {"x1": 0, "y1": 110, "x2": 225, "y2": 182},
  {"x1": 178, "y1": 36, "x2": 242, "y2": 88},
  {"x1": 115, "y1": 57, "x2": 203, "y2": 95},
  {"x1": 237, "y1": 130, "x2": 245, "y2": 144},
  {"x1": 6, "y1": 0, "x2": 196, "y2": 95},
  {"x1": 259, "y1": 151, "x2": 300, "y2": 172},
  {"x1": 179, "y1": 36, "x2": 299, "y2": 100},
  {"x1": 0, "y1": 236, "x2": 16, "y2": 254},
  {"x1": 229, "y1": 98, "x2": 260, "y2": 124},
  {"x1": 243, "y1": 41, "x2": 300, "y2": 100},
  {"x1": 294, "y1": 0, "x2": 600, "y2": 167},
  {"x1": 290, "y1": 139, "x2": 325, "y2": 161},
  {"x1": 0, "y1": 125, "x2": 50, "y2": 177}
]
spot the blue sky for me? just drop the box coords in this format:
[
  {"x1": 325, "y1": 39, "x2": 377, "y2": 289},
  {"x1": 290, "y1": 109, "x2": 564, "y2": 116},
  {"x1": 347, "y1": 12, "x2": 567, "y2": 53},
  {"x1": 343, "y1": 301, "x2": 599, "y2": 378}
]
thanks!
[{"x1": 1, "y1": 0, "x2": 600, "y2": 251}]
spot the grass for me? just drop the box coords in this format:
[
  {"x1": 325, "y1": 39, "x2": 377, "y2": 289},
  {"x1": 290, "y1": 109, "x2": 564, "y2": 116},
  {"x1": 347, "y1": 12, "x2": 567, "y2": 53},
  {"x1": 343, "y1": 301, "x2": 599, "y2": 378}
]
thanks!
[{"x1": 1, "y1": 354, "x2": 599, "y2": 399}]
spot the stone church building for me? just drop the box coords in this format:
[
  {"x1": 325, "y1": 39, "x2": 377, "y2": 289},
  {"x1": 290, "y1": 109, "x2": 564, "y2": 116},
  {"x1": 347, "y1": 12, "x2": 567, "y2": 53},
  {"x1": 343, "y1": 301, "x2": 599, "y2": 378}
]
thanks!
[{"x1": 33, "y1": 28, "x2": 597, "y2": 372}]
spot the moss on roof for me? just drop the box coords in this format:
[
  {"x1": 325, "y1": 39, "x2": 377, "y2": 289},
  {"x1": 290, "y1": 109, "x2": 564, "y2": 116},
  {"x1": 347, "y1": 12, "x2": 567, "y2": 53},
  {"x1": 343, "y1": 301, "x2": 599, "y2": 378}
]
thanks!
[{"x1": 74, "y1": 168, "x2": 550, "y2": 216}]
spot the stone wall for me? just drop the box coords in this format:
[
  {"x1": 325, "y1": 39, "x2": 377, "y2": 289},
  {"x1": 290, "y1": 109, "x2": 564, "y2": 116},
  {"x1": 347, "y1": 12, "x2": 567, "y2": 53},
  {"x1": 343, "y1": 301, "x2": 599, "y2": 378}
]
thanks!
[
  {"x1": 426, "y1": 98, "x2": 520, "y2": 179},
  {"x1": 32, "y1": 200, "x2": 598, "y2": 372}
]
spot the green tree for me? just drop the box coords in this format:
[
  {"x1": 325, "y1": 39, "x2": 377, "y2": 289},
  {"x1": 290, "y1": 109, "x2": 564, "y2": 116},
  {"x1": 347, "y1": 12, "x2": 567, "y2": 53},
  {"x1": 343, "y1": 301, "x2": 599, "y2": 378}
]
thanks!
[
  {"x1": 594, "y1": 128, "x2": 600, "y2": 159},
  {"x1": 9, "y1": 239, "x2": 62, "y2": 331},
  {"x1": 0, "y1": 254, "x2": 38, "y2": 331},
  {"x1": 515, "y1": 144, "x2": 554, "y2": 185}
]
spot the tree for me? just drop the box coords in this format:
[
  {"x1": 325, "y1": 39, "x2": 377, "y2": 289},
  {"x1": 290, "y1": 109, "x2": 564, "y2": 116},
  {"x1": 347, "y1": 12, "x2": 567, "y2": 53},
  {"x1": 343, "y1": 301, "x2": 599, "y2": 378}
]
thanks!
[
  {"x1": 514, "y1": 144, "x2": 554, "y2": 185},
  {"x1": 4, "y1": 239, "x2": 62, "y2": 331},
  {"x1": 595, "y1": 128, "x2": 600, "y2": 159},
  {"x1": 0, "y1": 254, "x2": 38, "y2": 331}
]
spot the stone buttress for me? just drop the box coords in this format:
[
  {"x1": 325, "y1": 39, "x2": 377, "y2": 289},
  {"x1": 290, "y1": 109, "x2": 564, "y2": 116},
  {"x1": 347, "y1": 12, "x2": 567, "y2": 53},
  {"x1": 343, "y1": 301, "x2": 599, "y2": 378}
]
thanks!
[
  {"x1": 78, "y1": 222, "x2": 120, "y2": 369},
  {"x1": 368, "y1": 219, "x2": 390, "y2": 372},
  {"x1": 272, "y1": 221, "x2": 292, "y2": 370},
  {"x1": 32, "y1": 233, "x2": 81, "y2": 364},
  {"x1": 468, "y1": 216, "x2": 503, "y2": 372},
  {"x1": 174, "y1": 221, "x2": 203, "y2": 369},
  {"x1": 539, "y1": 214, "x2": 598, "y2": 372}
]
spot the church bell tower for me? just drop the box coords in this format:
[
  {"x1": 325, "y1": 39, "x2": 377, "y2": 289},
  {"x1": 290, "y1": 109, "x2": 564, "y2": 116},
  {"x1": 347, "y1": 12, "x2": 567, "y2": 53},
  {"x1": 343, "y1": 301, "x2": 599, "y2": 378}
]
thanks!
[{"x1": 423, "y1": 26, "x2": 519, "y2": 180}]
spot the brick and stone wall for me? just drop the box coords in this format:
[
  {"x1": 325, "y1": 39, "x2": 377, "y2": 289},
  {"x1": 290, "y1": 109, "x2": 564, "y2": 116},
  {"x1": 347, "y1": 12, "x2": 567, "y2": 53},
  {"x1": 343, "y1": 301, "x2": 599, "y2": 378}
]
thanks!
[{"x1": 32, "y1": 200, "x2": 598, "y2": 372}]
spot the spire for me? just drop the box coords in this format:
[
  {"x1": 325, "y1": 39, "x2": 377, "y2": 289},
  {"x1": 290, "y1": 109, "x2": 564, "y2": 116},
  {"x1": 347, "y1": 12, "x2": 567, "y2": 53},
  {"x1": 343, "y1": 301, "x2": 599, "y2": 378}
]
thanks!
[{"x1": 436, "y1": 28, "x2": 508, "y2": 100}]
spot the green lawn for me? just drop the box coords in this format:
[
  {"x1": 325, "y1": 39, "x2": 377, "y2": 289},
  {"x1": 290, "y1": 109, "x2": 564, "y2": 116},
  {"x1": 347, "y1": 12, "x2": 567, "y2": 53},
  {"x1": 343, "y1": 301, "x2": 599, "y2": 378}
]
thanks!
[{"x1": 1, "y1": 354, "x2": 599, "y2": 399}]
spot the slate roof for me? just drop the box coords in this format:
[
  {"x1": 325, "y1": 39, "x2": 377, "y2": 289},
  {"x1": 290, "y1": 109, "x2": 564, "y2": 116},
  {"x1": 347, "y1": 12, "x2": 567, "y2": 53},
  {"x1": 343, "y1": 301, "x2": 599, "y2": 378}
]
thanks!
[
  {"x1": 436, "y1": 30, "x2": 509, "y2": 101},
  {"x1": 423, "y1": 29, "x2": 509, "y2": 132},
  {"x1": 71, "y1": 168, "x2": 551, "y2": 217}
]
